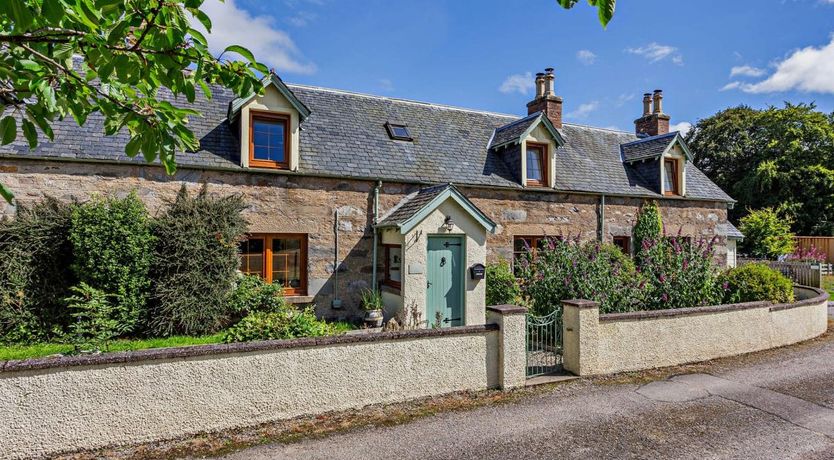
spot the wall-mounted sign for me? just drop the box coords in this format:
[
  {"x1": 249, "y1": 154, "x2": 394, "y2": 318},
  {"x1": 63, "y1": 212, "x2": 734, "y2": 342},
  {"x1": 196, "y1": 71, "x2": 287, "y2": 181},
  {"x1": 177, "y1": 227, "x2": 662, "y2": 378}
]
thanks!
[{"x1": 470, "y1": 263, "x2": 486, "y2": 280}]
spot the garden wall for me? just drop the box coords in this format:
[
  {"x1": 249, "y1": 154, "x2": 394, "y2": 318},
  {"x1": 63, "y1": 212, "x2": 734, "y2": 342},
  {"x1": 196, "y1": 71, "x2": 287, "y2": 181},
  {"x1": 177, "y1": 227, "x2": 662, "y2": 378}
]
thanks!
[
  {"x1": 562, "y1": 286, "x2": 829, "y2": 376},
  {"x1": 0, "y1": 306, "x2": 526, "y2": 460}
]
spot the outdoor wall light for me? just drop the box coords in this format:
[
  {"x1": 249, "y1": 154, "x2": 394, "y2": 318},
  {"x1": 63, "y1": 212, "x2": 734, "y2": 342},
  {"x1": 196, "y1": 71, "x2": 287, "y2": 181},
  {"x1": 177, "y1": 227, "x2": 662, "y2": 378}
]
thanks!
[{"x1": 444, "y1": 216, "x2": 455, "y2": 231}]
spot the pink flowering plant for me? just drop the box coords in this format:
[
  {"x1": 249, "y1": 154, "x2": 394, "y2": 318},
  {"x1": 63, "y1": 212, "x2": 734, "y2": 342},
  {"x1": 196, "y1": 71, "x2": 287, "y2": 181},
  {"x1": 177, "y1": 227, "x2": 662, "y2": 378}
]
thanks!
[
  {"x1": 635, "y1": 232, "x2": 726, "y2": 310},
  {"x1": 515, "y1": 235, "x2": 643, "y2": 315},
  {"x1": 785, "y1": 245, "x2": 826, "y2": 263}
]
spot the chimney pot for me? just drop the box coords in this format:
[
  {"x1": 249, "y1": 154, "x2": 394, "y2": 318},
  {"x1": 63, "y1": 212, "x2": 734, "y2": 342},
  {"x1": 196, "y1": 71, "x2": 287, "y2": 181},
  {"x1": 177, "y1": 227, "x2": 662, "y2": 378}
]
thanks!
[
  {"x1": 534, "y1": 73, "x2": 545, "y2": 98},
  {"x1": 545, "y1": 67, "x2": 554, "y2": 74},
  {"x1": 526, "y1": 66, "x2": 562, "y2": 129},
  {"x1": 642, "y1": 93, "x2": 652, "y2": 116},
  {"x1": 652, "y1": 89, "x2": 663, "y2": 114},
  {"x1": 544, "y1": 70, "x2": 555, "y2": 96}
]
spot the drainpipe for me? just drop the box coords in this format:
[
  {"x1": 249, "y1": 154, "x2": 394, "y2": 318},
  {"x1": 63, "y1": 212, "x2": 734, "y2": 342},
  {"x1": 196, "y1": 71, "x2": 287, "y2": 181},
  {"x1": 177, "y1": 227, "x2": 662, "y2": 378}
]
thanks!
[
  {"x1": 599, "y1": 194, "x2": 606, "y2": 241},
  {"x1": 332, "y1": 210, "x2": 342, "y2": 309},
  {"x1": 371, "y1": 180, "x2": 382, "y2": 290}
]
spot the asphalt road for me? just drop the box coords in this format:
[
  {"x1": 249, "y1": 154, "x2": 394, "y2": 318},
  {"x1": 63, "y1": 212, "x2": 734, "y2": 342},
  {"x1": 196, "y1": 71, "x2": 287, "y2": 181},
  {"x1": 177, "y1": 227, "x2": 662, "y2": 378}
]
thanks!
[{"x1": 223, "y1": 314, "x2": 834, "y2": 460}]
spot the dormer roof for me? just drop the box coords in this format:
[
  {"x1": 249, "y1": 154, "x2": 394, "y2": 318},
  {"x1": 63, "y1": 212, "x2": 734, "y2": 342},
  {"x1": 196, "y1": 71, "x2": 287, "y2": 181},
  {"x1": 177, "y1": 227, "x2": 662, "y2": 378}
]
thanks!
[
  {"x1": 228, "y1": 73, "x2": 311, "y2": 124},
  {"x1": 620, "y1": 131, "x2": 693, "y2": 163},
  {"x1": 489, "y1": 111, "x2": 565, "y2": 150}
]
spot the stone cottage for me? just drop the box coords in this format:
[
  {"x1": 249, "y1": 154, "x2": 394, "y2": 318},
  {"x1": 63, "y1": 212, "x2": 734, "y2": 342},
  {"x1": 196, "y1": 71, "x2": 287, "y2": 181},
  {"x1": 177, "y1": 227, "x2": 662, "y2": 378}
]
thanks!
[{"x1": 0, "y1": 68, "x2": 738, "y2": 323}]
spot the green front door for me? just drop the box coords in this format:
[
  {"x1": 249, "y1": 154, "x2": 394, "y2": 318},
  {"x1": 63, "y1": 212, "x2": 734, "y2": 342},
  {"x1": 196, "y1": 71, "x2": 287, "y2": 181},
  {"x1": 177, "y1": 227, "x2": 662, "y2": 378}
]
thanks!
[{"x1": 426, "y1": 236, "x2": 464, "y2": 327}]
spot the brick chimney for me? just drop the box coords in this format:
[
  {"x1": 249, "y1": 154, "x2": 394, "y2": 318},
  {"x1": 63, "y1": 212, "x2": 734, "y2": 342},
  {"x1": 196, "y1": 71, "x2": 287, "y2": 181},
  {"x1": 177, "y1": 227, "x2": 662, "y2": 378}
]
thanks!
[
  {"x1": 634, "y1": 89, "x2": 670, "y2": 137},
  {"x1": 527, "y1": 67, "x2": 563, "y2": 129}
]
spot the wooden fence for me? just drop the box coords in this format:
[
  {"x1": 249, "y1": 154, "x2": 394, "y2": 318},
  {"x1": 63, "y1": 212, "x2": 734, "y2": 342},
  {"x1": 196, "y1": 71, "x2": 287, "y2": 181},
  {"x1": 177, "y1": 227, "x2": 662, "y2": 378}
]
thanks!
[
  {"x1": 738, "y1": 259, "x2": 823, "y2": 288},
  {"x1": 794, "y1": 237, "x2": 834, "y2": 264}
]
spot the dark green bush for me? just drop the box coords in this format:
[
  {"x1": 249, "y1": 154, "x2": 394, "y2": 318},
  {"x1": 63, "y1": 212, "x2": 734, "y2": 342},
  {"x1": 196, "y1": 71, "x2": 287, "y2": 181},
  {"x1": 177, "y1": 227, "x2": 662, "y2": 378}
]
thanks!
[
  {"x1": 636, "y1": 235, "x2": 725, "y2": 310},
  {"x1": 485, "y1": 260, "x2": 520, "y2": 306},
  {"x1": 65, "y1": 282, "x2": 123, "y2": 353},
  {"x1": 516, "y1": 238, "x2": 641, "y2": 315},
  {"x1": 227, "y1": 274, "x2": 288, "y2": 320},
  {"x1": 723, "y1": 263, "x2": 794, "y2": 304},
  {"x1": 633, "y1": 201, "x2": 663, "y2": 264},
  {"x1": 0, "y1": 198, "x2": 75, "y2": 343},
  {"x1": 69, "y1": 193, "x2": 154, "y2": 334},
  {"x1": 149, "y1": 185, "x2": 247, "y2": 336},
  {"x1": 221, "y1": 308, "x2": 335, "y2": 343}
]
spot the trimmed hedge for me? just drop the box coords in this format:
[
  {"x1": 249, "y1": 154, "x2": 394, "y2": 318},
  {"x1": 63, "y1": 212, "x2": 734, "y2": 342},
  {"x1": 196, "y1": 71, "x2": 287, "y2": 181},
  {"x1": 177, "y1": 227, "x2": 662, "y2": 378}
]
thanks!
[{"x1": 723, "y1": 263, "x2": 794, "y2": 304}]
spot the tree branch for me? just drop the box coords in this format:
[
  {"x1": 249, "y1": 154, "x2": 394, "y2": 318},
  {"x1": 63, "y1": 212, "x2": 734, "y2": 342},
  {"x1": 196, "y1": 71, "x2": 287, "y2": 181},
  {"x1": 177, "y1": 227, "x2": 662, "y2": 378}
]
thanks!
[{"x1": 130, "y1": 5, "x2": 163, "y2": 51}]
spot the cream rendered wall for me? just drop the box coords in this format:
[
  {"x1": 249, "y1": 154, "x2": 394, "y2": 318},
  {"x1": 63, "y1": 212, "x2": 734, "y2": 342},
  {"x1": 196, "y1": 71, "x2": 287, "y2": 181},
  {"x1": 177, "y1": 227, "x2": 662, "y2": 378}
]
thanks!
[
  {"x1": 521, "y1": 122, "x2": 558, "y2": 189},
  {"x1": 727, "y1": 239, "x2": 737, "y2": 268},
  {"x1": 0, "y1": 330, "x2": 504, "y2": 459},
  {"x1": 239, "y1": 85, "x2": 300, "y2": 170},
  {"x1": 661, "y1": 143, "x2": 687, "y2": 195},
  {"x1": 401, "y1": 199, "x2": 488, "y2": 326},
  {"x1": 562, "y1": 288, "x2": 829, "y2": 376}
]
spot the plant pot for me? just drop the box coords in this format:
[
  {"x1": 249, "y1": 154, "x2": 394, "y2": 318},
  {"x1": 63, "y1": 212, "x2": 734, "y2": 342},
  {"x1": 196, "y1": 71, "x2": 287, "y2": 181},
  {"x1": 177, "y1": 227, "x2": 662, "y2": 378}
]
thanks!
[{"x1": 364, "y1": 309, "x2": 384, "y2": 328}]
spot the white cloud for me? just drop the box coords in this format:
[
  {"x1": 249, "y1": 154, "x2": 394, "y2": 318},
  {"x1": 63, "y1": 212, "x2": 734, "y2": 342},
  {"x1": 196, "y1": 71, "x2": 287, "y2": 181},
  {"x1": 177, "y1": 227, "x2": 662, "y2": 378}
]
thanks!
[
  {"x1": 720, "y1": 81, "x2": 742, "y2": 92},
  {"x1": 670, "y1": 121, "x2": 692, "y2": 136},
  {"x1": 287, "y1": 11, "x2": 317, "y2": 27},
  {"x1": 194, "y1": 0, "x2": 316, "y2": 75},
  {"x1": 499, "y1": 72, "x2": 535, "y2": 95},
  {"x1": 576, "y1": 49, "x2": 597, "y2": 65},
  {"x1": 378, "y1": 79, "x2": 394, "y2": 92},
  {"x1": 615, "y1": 93, "x2": 635, "y2": 107},
  {"x1": 736, "y1": 35, "x2": 834, "y2": 94},
  {"x1": 730, "y1": 65, "x2": 766, "y2": 78},
  {"x1": 566, "y1": 101, "x2": 599, "y2": 120},
  {"x1": 626, "y1": 42, "x2": 683, "y2": 65}
]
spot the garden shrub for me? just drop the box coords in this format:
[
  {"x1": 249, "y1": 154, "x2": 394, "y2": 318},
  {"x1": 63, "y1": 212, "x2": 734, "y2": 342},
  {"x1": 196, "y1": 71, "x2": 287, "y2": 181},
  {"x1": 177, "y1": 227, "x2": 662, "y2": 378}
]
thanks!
[
  {"x1": 0, "y1": 198, "x2": 75, "y2": 343},
  {"x1": 516, "y1": 237, "x2": 641, "y2": 315},
  {"x1": 738, "y1": 208, "x2": 795, "y2": 259},
  {"x1": 65, "y1": 283, "x2": 123, "y2": 353},
  {"x1": 69, "y1": 193, "x2": 154, "y2": 334},
  {"x1": 227, "y1": 274, "x2": 288, "y2": 321},
  {"x1": 636, "y1": 235, "x2": 725, "y2": 310},
  {"x1": 633, "y1": 200, "x2": 662, "y2": 264},
  {"x1": 723, "y1": 263, "x2": 794, "y2": 304},
  {"x1": 149, "y1": 185, "x2": 247, "y2": 336},
  {"x1": 221, "y1": 308, "x2": 335, "y2": 343},
  {"x1": 485, "y1": 260, "x2": 521, "y2": 306}
]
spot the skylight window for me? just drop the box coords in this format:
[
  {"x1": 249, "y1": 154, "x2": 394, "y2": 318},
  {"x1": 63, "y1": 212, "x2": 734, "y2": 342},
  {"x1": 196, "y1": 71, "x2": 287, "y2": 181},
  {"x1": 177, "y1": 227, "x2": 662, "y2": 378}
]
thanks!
[{"x1": 385, "y1": 122, "x2": 413, "y2": 141}]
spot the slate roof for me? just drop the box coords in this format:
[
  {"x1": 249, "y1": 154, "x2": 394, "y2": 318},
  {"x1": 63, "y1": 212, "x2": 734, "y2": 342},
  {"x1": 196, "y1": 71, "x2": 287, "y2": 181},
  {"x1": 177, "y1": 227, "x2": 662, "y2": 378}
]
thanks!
[
  {"x1": 376, "y1": 183, "x2": 452, "y2": 228},
  {"x1": 620, "y1": 132, "x2": 678, "y2": 162},
  {"x1": 717, "y1": 222, "x2": 745, "y2": 240},
  {"x1": 0, "y1": 81, "x2": 734, "y2": 203},
  {"x1": 490, "y1": 112, "x2": 541, "y2": 148}
]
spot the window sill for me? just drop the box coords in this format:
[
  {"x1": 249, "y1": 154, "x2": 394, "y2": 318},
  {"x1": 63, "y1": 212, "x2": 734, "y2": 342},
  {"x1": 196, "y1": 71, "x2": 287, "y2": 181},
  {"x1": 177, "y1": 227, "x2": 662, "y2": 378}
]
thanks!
[
  {"x1": 285, "y1": 295, "x2": 314, "y2": 305},
  {"x1": 248, "y1": 162, "x2": 290, "y2": 170}
]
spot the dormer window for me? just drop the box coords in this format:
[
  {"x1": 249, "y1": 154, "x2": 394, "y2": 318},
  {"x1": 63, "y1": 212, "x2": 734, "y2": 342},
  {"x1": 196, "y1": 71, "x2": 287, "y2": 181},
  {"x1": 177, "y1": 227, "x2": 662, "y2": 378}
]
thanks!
[
  {"x1": 525, "y1": 143, "x2": 548, "y2": 186},
  {"x1": 385, "y1": 122, "x2": 413, "y2": 141},
  {"x1": 249, "y1": 111, "x2": 290, "y2": 169},
  {"x1": 664, "y1": 158, "x2": 680, "y2": 196}
]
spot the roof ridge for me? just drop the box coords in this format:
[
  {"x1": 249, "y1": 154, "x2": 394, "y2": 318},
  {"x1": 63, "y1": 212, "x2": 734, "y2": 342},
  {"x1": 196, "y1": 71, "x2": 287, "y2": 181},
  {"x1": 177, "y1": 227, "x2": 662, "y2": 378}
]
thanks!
[
  {"x1": 620, "y1": 131, "x2": 677, "y2": 146},
  {"x1": 563, "y1": 122, "x2": 635, "y2": 136},
  {"x1": 286, "y1": 83, "x2": 521, "y2": 119}
]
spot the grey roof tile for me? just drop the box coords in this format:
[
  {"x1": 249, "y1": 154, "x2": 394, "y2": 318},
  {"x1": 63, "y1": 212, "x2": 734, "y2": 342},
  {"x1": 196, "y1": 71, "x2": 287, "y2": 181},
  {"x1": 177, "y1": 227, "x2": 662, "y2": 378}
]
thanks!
[{"x1": 620, "y1": 132, "x2": 678, "y2": 162}]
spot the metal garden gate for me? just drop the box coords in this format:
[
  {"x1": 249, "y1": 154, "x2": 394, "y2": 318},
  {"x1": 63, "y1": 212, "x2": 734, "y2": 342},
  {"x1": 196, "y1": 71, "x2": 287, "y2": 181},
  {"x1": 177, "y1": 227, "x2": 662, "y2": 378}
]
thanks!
[{"x1": 525, "y1": 308, "x2": 563, "y2": 377}]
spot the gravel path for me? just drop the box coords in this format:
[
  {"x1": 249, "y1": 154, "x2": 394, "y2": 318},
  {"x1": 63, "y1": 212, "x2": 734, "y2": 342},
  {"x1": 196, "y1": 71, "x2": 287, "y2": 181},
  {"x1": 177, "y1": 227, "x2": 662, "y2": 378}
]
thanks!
[{"x1": 222, "y1": 314, "x2": 834, "y2": 460}]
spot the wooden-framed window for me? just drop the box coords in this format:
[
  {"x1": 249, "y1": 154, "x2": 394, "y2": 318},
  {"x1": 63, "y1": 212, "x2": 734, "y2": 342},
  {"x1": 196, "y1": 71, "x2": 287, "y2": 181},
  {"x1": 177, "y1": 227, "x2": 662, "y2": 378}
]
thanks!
[
  {"x1": 525, "y1": 143, "x2": 548, "y2": 187},
  {"x1": 612, "y1": 236, "x2": 631, "y2": 255},
  {"x1": 383, "y1": 244, "x2": 402, "y2": 289},
  {"x1": 663, "y1": 159, "x2": 680, "y2": 196},
  {"x1": 249, "y1": 110, "x2": 290, "y2": 169},
  {"x1": 239, "y1": 233, "x2": 307, "y2": 295}
]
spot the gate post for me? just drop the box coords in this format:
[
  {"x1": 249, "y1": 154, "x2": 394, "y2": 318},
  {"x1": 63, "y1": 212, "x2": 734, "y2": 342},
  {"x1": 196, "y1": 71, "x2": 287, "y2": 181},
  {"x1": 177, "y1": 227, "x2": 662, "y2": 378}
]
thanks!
[
  {"x1": 486, "y1": 304, "x2": 527, "y2": 389},
  {"x1": 562, "y1": 299, "x2": 600, "y2": 376}
]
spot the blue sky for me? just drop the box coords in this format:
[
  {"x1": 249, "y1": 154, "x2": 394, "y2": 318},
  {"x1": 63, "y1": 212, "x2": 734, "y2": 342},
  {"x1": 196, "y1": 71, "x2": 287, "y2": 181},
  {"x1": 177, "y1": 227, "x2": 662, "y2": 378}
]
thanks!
[{"x1": 201, "y1": 0, "x2": 834, "y2": 133}]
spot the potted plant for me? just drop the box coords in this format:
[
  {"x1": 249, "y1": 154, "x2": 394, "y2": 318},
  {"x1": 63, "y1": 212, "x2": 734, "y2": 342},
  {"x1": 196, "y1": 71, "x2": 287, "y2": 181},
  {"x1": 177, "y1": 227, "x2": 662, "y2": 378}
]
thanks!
[{"x1": 361, "y1": 288, "x2": 384, "y2": 328}]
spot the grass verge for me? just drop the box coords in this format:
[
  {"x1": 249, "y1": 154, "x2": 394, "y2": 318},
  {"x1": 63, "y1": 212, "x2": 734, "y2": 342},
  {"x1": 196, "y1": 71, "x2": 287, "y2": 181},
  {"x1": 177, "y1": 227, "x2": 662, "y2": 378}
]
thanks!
[
  {"x1": 0, "y1": 334, "x2": 226, "y2": 362},
  {"x1": 823, "y1": 275, "x2": 834, "y2": 298}
]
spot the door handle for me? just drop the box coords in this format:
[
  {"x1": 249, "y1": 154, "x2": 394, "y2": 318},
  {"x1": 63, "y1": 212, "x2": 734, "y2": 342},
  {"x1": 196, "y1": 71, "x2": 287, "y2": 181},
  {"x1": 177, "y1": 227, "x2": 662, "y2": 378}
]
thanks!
[
  {"x1": 440, "y1": 256, "x2": 446, "y2": 267},
  {"x1": 427, "y1": 281, "x2": 432, "y2": 288}
]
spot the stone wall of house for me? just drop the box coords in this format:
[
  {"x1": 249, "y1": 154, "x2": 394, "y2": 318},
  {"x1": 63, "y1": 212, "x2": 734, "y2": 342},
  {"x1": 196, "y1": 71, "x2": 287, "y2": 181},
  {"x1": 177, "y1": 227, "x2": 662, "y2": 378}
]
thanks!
[{"x1": 0, "y1": 159, "x2": 729, "y2": 319}]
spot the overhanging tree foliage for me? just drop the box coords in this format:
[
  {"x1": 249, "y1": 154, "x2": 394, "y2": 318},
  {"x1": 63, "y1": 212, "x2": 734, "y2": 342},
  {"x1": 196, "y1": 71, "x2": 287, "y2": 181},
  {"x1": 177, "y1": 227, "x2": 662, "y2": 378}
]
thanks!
[
  {"x1": 557, "y1": 0, "x2": 616, "y2": 27},
  {"x1": 0, "y1": 0, "x2": 267, "y2": 203},
  {"x1": 687, "y1": 103, "x2": 834, "y2": 235}
]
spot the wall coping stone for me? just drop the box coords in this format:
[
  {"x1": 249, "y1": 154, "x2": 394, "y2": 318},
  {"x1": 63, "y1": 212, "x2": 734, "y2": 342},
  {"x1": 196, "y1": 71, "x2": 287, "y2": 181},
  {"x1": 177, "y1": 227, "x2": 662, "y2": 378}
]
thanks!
[
  {"x1": 0, "y1": 324, "x2": 499, "y2": 374},
  {"x1": 599, "y1": 285, "x2": 828, "y2": 323},
  {"x1": 486, "y1": 304, "x2": 528, "y2": 315},
  {"x1": 562, "y1": 299, "x2": 600, "y2": 309}
]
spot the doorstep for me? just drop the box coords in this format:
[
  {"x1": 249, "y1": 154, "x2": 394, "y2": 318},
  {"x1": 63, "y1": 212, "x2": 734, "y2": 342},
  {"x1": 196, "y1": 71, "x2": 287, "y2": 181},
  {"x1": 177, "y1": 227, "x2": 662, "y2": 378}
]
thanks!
[{"x1": 525, "y1": 372, "x2": 578, "y2": 387}]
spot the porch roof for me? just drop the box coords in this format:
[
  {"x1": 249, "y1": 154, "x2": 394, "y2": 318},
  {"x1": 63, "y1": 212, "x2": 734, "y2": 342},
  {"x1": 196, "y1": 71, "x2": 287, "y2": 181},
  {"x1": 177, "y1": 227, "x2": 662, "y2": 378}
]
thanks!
[{"x1": 376, "y1": 183, "x2": 496, "y2": 234}]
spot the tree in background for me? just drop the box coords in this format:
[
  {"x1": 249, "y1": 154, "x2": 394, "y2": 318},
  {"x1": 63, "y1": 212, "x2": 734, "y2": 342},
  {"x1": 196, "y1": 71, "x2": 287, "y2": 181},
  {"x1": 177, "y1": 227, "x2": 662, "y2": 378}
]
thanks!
[
  {"x1": 687, "y1": 103, "x2": 834, "y2": 235},
  {"x1": 737, "y1": 208, "x2": 795, "y2": 259},
  {"x1": 632, "y1": 200, "x2": 663, "y2": 263},
  {"x1": 0, "y1": 0, "x2": 267, "y2": 203},
  {"x1": 557, "y1": 0, "x2": 616, "y2": 27}
]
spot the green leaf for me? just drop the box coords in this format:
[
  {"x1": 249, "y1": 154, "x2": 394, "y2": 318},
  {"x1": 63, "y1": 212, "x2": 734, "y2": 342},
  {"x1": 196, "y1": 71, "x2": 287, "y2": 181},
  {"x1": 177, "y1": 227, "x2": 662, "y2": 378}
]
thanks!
[
  {"x1": 223, "y1": 45, "x2": 257, "y2": 65},
  {"x1": 3, "y1": 0, "x2": 35, "y2": 31},
  {"x1": 0, "y1": 117, "x2": 17, "y2": 145},
  {"x1": 595, "y1": 0, "x2": 615, "y2": 27},
  {"x1": 125, "y1": 135, "x2": 141, "y2": 158},
  {"x1": 21, "y1": 119, "x2": 38, "y2": 149},
  {"x1": 41, "y1": 0, "x2": 65, "y2": 24},
  {"x1": 192, "y1": 9, "x2": 212, "y2": 32},
  {"x1": 0, "y1": 182, "x2": 14, "y2": 204},
  {"x1": 558, "y1": 0, "x2": 580, "y2": 8},
  {"x1": 187, "y1": 28, "x2": 208, "y2": 47}
]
